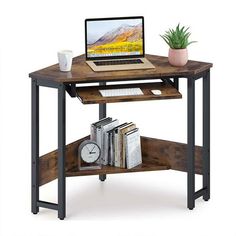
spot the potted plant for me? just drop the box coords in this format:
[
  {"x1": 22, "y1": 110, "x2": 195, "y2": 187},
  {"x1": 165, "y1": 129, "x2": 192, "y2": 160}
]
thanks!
[{"x1": 160, "y1": 24, "x2": 196, "y2": 66}]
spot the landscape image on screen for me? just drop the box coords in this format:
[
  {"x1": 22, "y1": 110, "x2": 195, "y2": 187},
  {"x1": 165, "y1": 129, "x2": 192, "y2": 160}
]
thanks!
[{"x1": 87, "y1": 18, "x2": 143, "y2": 58}]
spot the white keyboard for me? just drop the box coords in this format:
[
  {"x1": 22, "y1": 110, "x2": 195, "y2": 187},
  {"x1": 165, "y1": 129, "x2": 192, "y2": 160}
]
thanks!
[{"x1": 99, "y1": 88, "x2": 144, "y2": 97}]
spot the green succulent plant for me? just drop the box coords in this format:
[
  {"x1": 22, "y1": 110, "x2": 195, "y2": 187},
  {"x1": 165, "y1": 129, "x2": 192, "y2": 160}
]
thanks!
[{"x1": 160, "y1": 24, "x2": 197, "y2": 49}]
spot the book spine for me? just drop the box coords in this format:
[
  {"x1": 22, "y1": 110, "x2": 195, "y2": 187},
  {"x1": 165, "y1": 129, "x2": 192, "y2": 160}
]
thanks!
[
  {"x1": 96, "y1": 127, "x2": 104, "y2": 164},
  {"x1": 108, "y1": 132, "x2": 111, "y2": 165},
  {"x1": 114, "y1": 131, "x2": 120, "y2": 167},
  {"x1": 120, "y1": 125, "x2": 136, "y2": 168},
  {"x1": 126, "y1": 130, "x2": 142, "y2": 169},
  {"x1": 111, "y1": 133, "x2": 115, "y2": 166},
  {"x1": 122, "y1": 136, "x2": 127, "y2": 168},
  {"x1": 90, "y1": 124, "x2": 96, "y2": 141},
  {"x1": 108, "y1": 132, "x2": 113, "y2": 166},
  {"x1": 118, "y1": 131, "x2": 123, "y2": 168},
  {"x1": 103, "y1": 131, "x2": 109, "y2": 165},
  {"x1": 125, "y1": 134, "x2": 129, "y2": 168},
  {"x1": 102, "y1": 120, "x2": 118, "y2": 165}
]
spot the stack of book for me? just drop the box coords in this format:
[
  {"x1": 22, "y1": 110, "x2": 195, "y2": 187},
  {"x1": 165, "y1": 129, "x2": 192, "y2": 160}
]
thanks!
[{"x1": 90, "y1": 118, "x2": 142, "y2": 169}]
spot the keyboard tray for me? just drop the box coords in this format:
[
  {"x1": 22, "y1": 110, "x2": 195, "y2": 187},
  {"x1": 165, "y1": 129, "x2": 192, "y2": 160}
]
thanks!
[{"x1": 76, "y1": 82, "x2": 182, "y2": 104}]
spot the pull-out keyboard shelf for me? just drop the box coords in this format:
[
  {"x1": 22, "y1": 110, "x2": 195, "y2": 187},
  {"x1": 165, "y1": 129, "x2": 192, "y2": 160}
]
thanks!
[{"x1": 76, "y1": 82, "x2": 182, "y2": 104}]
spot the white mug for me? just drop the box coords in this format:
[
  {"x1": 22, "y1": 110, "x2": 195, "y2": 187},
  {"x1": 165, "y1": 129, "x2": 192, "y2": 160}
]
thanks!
[{"x1": 57, "y1": 50, "x2": 73, "y2": 72}]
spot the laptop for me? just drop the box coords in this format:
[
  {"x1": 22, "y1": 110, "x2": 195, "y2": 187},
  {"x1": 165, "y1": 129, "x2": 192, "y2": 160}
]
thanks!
[{"x1": 85, "y1": 16, "x2": 155, "y2": 72}]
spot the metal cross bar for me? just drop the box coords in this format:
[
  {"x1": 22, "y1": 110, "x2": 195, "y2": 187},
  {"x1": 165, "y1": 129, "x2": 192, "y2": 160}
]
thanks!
[{"x1": 37, "y1": 201, "x2": 58, "y2": 210}]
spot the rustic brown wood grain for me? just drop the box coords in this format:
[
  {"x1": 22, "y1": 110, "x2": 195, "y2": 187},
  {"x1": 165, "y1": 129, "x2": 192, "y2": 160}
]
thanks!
[
  {"x1": 76, "y1": 82, "x2": 182, "y2": 104},
  {"x1": 39, "y1": 136, "x2": 203, "y2": 186},
  {"x1": 39, "y1": 136, "x2": 89, "y2": 186},
  {"x1": 29, "y1": 54, "x2": 213, "y2": 83},
  {"x1": 141, "y1": 136, "x2": 203, "y2": 174},
  {"x1": 67, "y1": 162, "x2": 169, "y2": 177}
]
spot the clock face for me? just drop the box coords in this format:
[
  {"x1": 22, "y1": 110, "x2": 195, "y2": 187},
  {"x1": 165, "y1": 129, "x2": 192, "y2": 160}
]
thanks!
[{"x1": 80, "y1": 142, "x2": 100, "y2": 163}]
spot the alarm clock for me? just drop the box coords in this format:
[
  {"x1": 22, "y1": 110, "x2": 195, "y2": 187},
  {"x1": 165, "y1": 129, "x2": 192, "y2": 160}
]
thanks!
[{"x1": 78, "y1": 140, "x2": 101, "y2": 170}]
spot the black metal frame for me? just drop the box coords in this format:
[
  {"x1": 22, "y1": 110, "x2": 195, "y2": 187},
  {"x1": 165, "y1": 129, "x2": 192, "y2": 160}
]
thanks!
[
  {"x1": 31, "y1": 79, "x2": 66, "y2": 220},
  {"x1": 31, "y1": 79, "x2": 39, "y2": 214},
  {"x1": 186, "y1": 70, "x2": 210, "y2": 209},
  {"x1": 202, "y1": 70, "x2": 210, "y2": 201},
  {"x1": 31, "y1": 71, "x2": 210, "y2": 219},
  {"x1": 58, "y1": 83, "x2": 66, "y2": 219},
  {"x1": 187, "y1": 76, "x2": 196, "y2": 209},
  {"x1": 99, "y1": 82, "x2": 107, "y2": 182}
]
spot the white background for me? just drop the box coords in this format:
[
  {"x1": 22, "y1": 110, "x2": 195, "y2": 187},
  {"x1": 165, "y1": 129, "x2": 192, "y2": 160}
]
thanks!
[{"x1": 0, "y1": 0, "x2": 235, "y2": 235}]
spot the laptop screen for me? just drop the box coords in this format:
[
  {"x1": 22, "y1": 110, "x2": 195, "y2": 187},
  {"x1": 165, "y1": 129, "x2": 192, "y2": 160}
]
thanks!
[{"x1": 85, "y1": 16, "x2": 144, "y2": 60}]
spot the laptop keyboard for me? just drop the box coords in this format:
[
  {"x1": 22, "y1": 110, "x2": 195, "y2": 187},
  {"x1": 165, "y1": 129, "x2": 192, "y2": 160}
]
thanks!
[{"x1": 94, "y1": 59, "x2": 143, "y2": 66}]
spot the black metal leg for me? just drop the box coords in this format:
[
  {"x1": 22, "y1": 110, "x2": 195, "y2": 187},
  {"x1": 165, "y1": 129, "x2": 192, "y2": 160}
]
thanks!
[
  {"x1": 99, "y1": 82, "x2": 106, "y2": 120},
  {"x1": 58, "y1": 84, "x2": 66, "y2": 220},
  {"x1": 173, "y1": 77, "x2": 179, "y2": 90},
  {"x1": 187, "y1": 77, "x2": 195, "y2": 210},
  {"x1": 32, "y1": 79, "x2": 39, "y2": 214},
  {"x1": 203, "y1": 70, "x2": 210, "y2": 201},
  {"x1": 99, "y1": 82, "x2": 107, "y2": 182}
]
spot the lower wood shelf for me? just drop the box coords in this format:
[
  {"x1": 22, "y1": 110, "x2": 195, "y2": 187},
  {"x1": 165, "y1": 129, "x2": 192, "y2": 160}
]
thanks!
[
  {"x1": 39, "y1": 136, "x2": 203, "y2": 186},
  {"x1": 66, "y1": 158, "x2": 169, "y2": 177}
]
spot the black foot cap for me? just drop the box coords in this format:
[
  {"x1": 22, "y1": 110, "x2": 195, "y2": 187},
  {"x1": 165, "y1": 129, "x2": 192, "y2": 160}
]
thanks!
[
  {"x1": 32, "y1": 212, "x2": 38, "y2": 215},
  {"x1": 99, "y1": 175, "x2": 106, "y2": 182},
  {"x1": 188, "y1": 207, "x2": 194, "y2": 210},
  {"x1": 59, "y1": 217, "x2": 65, "y2": 220}
]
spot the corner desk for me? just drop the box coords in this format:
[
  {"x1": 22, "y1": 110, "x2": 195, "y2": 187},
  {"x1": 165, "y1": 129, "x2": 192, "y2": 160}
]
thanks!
[{"x1": 29, "y1": 54, "x2": 213, "y2": 220}]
